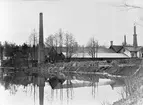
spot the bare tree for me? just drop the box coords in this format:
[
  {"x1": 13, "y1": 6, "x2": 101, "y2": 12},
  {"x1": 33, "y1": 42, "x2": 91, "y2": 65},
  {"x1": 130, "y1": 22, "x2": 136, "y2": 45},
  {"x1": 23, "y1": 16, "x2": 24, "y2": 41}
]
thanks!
[
  {"x1": 65, "y1": 32, "x2": 70, "y2": 58},
  {"x1": 64, "y1": 32, "x2": 77, "y2": 58},
  {"x1": 46, "y1": 30, "x2": 78, "y2": 59},
  {"x1": 53, "y1": 33, "x2": 59, "y2": 51},
  {"x1": 81, "y1": 45, "x2": 85, "y2": 58},
  {"x1": 29, "y1": 29, "x2": 38, "y2": 47},
  {"x1": 73, "y1": 41, "x2": 79, "y2": 53},
  {"x1": 29, "y1": 29, "x2": 38, "y2": 60},
  {"x1": 45, "y1": 34, "x2": 54, "y2": 47},
  {"x1": 95, "y1": 41, "x2": 98, "y2": 58},
  {"x1": 58, "y1": 29, "x2": 64, "y2": 53},
  {"x1": 45, "y1": 33, "x2": 59, "y2": 52},
  {"x1": 87, "y1": 37, "x2": 98, "y2": 58}
]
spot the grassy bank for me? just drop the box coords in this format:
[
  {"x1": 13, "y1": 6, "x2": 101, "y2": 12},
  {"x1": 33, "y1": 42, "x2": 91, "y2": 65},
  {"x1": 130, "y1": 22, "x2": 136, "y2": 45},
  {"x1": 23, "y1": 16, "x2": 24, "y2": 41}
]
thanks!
[
  {"x1": 26, "y1": 59, "x2": 141, "y2": 77},
  {"x1": 112, "y1": 60, "x2": 143, "y2": 105}
]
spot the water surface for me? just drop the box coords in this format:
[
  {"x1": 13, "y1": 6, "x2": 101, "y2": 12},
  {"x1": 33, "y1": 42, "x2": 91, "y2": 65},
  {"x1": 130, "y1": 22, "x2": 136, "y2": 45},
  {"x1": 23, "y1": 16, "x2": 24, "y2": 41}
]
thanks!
[{"x1": 0, "y1": 69, "x2": 124, "y2": 105}]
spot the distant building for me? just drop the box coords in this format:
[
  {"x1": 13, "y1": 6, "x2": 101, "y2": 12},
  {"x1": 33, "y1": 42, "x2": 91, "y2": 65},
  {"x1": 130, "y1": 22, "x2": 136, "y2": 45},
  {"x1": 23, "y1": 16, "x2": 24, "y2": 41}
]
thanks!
[
  {"x1": 109, "y1": 41, "x2": 124, "y2": 53},
  {"x1": 109, "y1": 25, "x2": 143, "y2": 58},
  {"x1": 71, "y1": 46, "x2": 129, "y2": 60},
  {"x1": 124, "y1": 46, "x2": 142, "y2": 58},
  {"x1": 44, "y1": 47, "x2": 65, "y2": 62},
  {"x1": 36, "y1": 24, "x2": 143, "y2": 61}
]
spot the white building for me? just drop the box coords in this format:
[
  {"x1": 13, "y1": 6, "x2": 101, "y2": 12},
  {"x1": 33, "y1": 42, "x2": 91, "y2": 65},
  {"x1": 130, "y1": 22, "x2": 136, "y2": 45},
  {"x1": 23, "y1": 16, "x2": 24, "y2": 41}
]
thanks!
[{"x1": 109, "y1": 25, "x2": 143, "y2": 58}]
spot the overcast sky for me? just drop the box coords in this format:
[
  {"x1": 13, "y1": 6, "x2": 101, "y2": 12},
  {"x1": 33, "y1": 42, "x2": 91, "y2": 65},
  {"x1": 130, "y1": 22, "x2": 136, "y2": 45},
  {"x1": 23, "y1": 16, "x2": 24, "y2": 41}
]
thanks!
[{"x1": 0, "y1": 0, "x2": 143, "y2": 46}]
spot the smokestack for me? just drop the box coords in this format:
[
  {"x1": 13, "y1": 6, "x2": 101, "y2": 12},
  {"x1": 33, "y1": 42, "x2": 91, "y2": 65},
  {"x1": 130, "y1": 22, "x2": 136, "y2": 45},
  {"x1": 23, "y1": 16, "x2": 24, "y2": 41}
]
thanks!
[
  {"x1": 38, "y1": 12, "x2": 45, "y2": 64},
  {"x1": 133, "y1": 25, "x2": 138, "y2": 48},
  {"x1": 110, "y1": 41, "x2": 113, "y2": 46},
  {"x1": 134, "y1": 24, "x2": 136, "y2": 34},
  {"x1": 39, "y1": 13, "x2": 43, "y2": 45},
  {"x1": 124, "y1": 35, "x2": 127, "y2": 46}
]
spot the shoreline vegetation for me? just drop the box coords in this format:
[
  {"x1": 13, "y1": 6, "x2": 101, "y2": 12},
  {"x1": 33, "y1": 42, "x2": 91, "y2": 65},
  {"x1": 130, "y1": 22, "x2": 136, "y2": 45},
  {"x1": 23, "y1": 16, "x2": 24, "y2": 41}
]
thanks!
[
  {"x1": 112, "y1": 60, "x2": 143, "y2": 105},
  {"x1": 26, "y1": 58, "x2": 143, "y2": 105},
  {"x1": 29, "y1": 59, "x2": 141, "y2": 76},
  {"x1": 1, "y1": 58, "x2": 143, "y2": 105}
]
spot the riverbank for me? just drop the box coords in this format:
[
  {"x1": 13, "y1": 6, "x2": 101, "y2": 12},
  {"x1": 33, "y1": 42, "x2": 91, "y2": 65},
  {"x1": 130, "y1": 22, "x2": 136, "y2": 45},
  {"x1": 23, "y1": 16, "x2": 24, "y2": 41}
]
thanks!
[
  {"x1": 112, "y1": 59, "x2": 143, "y2": 105},
  {"x1": 26, "y1": 59, "x2": 141, "y2": 78},
  {"x1": 1, "y1": 59, "x2": 141, "y2": 80},
  {"x1": 34, "y1": 59, "x2": 143, "y2": 105},
  {"x1": 1, "y1": 59, "x2": 143, "y2": 105}
]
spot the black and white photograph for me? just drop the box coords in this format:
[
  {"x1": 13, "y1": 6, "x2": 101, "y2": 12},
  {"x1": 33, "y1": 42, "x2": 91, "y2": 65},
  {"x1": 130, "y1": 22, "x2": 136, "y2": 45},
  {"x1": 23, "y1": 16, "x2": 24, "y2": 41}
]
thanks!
[{"x1": 0, "y1": 0, "x2": 143, "y2": 105}]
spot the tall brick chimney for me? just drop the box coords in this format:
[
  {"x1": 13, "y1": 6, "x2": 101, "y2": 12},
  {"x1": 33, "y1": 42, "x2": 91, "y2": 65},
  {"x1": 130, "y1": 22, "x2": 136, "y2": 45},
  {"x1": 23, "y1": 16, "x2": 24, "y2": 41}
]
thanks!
[
  {"x1": 38, "y1": 12, "x2": 45, "y2": 64},
  {"x1": 133, "y1": 24, "x2": 138, "y2": 48}
]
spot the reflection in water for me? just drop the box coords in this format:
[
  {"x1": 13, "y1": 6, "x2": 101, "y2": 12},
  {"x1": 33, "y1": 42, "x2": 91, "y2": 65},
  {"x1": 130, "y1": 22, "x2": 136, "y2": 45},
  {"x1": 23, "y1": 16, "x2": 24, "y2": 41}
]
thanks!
[
  {"x1": 48, "y1": 76, "x2": 65, "y2": 89},
  {"x1": 33, "y1": 77, "x2": 36, "y2": 105},
  {"x1": 110, "y1": 79, "x2": 125, "y2": 90},
  {"x1": 48, "y1": 73, "x2": 74, "y2": 105},
  {"x1": 0, "y1": 69, "x2": 125, "y2": 105},
  {"x1": 37, "y1": 77, "x2": 45, "y2": 105},
  {"x1": 90, "y1": 75, "x2": 99, "y2": 98}
]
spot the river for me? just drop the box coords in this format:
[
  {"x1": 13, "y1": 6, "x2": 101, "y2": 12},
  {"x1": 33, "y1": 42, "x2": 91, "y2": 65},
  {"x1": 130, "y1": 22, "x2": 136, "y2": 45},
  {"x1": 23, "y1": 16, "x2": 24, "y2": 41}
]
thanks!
[{"x1": 0, "y1": 69, "x2": 125, "y2": 105}]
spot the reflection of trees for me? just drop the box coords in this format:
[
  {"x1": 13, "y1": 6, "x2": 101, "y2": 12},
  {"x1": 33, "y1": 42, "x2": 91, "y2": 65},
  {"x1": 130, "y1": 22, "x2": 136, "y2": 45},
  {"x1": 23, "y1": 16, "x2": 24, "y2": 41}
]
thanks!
[
  {"x1": 0, "y1": 72, "x2": 47, "y2": 105},
  {"x1": 66, "y1": 73, "x2": 73, "y2": 104},
  {"x1": 0, "y1": 75, "x2": 19, "y2": 94},
  {"x1": 0, "y1": 71, "x2": 34, "y2": 94},
  {"x1": 70, "y1": 73, "x2": 99, "y2": 98},
  {"x1": 48, "y1": 72, "x2": 74, "y2": 104},
  {"x1": 89, "y1": 74, "x2": 99, "y2": 98},
  {"x1": 3, "y1": 76, "x2": 12, "y2": 90}
]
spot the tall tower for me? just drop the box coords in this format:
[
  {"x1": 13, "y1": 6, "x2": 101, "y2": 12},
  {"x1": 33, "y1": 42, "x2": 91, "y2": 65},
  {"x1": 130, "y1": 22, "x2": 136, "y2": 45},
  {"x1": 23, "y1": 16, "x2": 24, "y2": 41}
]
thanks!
[
  {"x1": 38, "y1": 12, "x2": 45, "y2": 63},
  {"x1": 133, "y1": 25, "x2": 138, "y2": 48}
]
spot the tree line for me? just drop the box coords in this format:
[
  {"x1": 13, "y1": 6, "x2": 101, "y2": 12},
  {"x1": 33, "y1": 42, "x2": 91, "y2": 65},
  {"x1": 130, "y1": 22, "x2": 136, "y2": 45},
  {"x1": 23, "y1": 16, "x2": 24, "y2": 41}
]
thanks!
[
  {"x1": 0, "y1": 28, "x2": 100, "y2": 66},
  {"x1": 0, "y1": 42, "x2": 30, "y2": 67},
  {"x1": 44, "y1": 29, "x2": 79, "y2": 58}
]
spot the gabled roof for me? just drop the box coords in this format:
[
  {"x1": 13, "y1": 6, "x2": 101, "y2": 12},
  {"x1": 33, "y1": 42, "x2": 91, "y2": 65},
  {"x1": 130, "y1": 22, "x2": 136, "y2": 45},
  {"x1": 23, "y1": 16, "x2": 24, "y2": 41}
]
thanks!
[
  {"x1": 124, "y1": 46, "x2": 142, "y2": 52},
  {"x1": 80, "y1": 46, "x2": 115, "y2": 53},
  {"x1": 109, "y1": 45, "x2": 123, "y2": 53},
  {"x1": 97, "y1": 47, "x2": 116, "y2": 53}
]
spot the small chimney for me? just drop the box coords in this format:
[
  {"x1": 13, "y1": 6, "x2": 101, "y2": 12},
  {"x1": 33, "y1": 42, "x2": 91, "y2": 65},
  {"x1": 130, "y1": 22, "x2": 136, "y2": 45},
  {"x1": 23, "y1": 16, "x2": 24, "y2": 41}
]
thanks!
[
  {"x1": 124, "y1": 35, "x2": 127, "y2": 46},
  {"x1": 110, "y1": 41, "x2": 113, "y2": 46}
]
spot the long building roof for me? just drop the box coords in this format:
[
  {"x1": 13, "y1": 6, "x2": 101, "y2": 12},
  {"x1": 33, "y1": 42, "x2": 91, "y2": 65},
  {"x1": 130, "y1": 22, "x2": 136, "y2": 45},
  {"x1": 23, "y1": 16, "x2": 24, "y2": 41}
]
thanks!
[
  {"x1": 44, "y1": 46, "x2": 129, "y2": 58},
  {"x1": 71, "y1": 53, "x2": 129, "y2": 58}
]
